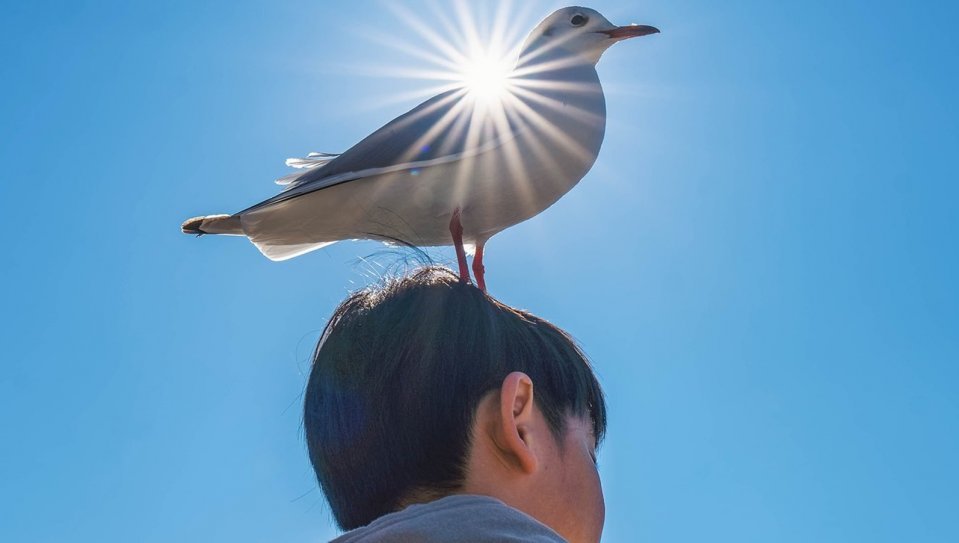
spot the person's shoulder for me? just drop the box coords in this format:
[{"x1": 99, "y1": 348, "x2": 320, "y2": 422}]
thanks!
[{"x1": 331, "y1": 494, "x2": 567, "y2": 543}]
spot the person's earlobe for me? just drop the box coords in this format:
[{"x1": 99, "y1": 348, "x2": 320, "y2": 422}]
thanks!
[{"x1": 495, "y1": 371, "x2": 538, "y2": 474}]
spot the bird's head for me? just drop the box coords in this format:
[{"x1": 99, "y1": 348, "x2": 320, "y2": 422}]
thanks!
[{"x1": 519, "y1": 6, "x2": 659, "y2": 67}]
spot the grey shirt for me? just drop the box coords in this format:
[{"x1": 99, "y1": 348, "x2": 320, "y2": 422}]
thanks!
[{"x1": 330, "y1": 495, "x2": 567, "y2": 543}]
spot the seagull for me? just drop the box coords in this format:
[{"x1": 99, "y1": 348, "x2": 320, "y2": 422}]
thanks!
[{"x1": 182, "y1": 6, "x2": 659, "y2": 291}]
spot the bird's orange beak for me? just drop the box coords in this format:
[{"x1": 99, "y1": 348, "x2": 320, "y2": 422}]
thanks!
[{"x1": 600, "y1": 24, "x2": 660, "y2": 40}]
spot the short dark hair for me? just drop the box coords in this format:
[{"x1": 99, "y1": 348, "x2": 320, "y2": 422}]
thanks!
[{"x1": 303, "y1": 266, "x2": 606, "y2": 530}]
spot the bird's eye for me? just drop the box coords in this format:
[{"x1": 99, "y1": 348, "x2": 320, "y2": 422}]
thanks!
[{"x1": 570, "y1": 14, "x2": 588, "y2": 27}]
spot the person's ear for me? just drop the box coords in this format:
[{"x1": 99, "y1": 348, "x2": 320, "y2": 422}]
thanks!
[{"x1": 493, "y1": 371, "x2": 538, "y2": 474}]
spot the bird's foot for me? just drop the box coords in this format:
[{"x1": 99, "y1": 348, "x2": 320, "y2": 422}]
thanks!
[
  {"x1": 472, "y1": 242, "x2": 487, "y2": 293},
  {"x1": 449, "y1": 208, "x2": 471, "y2": 284}
]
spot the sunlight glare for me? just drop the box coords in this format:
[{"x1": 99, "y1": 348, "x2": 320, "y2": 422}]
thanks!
[{"x1": 460, "y1": 53, "x2": 513, "y2": 103}]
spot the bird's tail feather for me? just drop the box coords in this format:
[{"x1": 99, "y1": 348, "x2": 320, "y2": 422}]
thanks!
[
  {"x1": 181, "y1": 214, "x2": 243, "y2": 236},
  {"x1": 249, "y1": 238, "x2": 337, "y2": 261}
]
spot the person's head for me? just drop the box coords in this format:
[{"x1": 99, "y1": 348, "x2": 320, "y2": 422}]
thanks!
[{"x1": 303, "y1": 266, "x2": 607, "y2": 542}]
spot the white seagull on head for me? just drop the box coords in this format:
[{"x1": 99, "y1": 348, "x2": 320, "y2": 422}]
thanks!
[{"x1": 182, "y1": 6, "x2": 659, "y2": 292}]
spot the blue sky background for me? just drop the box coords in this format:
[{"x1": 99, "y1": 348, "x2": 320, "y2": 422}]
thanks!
[{"x1": 1, "y1": 0, "x2": 957, "y2": 541}]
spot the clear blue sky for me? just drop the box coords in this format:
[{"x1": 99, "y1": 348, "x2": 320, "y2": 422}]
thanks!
[{"x1": 1, "y1": 1, "x2": 957, "y2": 541}]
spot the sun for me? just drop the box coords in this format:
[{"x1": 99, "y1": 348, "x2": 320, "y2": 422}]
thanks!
[
  {"x1": 459, "y1": 53, "x2": 513, "y2": 103},
  {"x1": 357, "y1": 0, "x2": 530, "y2": 111}
]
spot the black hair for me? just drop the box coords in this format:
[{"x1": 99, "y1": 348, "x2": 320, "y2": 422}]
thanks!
[{"x1": 303, "y1": 266, "x2": 606, "y2": 529}]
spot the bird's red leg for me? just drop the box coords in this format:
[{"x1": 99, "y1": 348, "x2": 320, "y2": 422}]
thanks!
[
  {"x1": 449, "y1": 208, "x2": 471, "y2": 284},
  {"x1": 472, "y1": 241, "x2": 487, "y2": 293}
]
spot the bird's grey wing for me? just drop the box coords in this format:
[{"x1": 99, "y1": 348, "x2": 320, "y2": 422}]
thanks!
[{"x1": 240, "y1": 89, "x2": 521, "y2": 214}]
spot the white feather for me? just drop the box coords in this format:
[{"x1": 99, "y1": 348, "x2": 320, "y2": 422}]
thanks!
[
  {"x1": 276, "y1": 152, "x2": 340, "y2": 185},
  {"x1": 284, "y1": 152, "x2": 338, "y2": 169}
]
